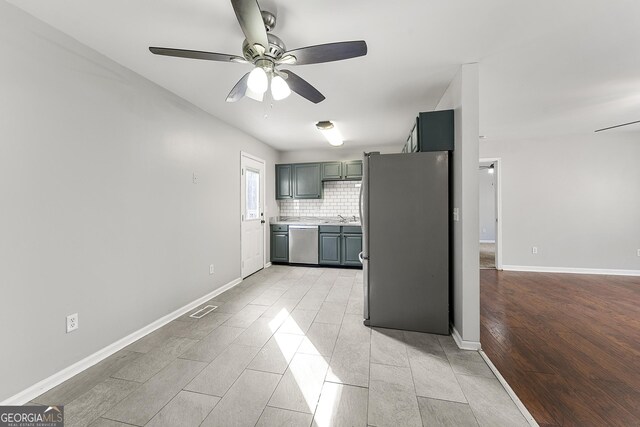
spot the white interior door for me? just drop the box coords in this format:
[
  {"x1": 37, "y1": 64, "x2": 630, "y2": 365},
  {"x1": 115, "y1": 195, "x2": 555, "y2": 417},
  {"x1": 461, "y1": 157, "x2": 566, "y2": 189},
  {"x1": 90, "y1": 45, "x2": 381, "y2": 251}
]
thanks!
[{"x1": 241, "y1": 153, "x2": 265, "y2": 278}]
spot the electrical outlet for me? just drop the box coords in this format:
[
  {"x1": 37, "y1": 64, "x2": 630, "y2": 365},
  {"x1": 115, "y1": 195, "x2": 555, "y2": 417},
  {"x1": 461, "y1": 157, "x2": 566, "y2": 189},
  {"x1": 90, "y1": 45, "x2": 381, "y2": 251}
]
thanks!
[
  {"x1": 453, "y1": 208, "x2": 460, "y2": 222},
  {"x1": 532, "y1": 246, "x2": 538, "y2": 254},
  {"x1": 66, "y1": 313, "x2": 78, "y2": 333},
  {"x1": 192, "y1": 172, "x2": 199, "y2": 184},
  {"x1": 637, "y1": 249, "x2": 640, "y2": 257},
  {"x1": 209, "y1": 264, "x2": 215, "y2": 275}
]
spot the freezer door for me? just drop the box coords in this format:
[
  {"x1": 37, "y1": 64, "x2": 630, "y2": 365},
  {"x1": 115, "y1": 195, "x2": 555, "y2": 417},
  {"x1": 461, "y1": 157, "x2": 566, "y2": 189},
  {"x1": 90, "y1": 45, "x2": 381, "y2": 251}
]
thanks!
[{"x1": 367, "y1": 152, "x2": 449, "y2": 334}]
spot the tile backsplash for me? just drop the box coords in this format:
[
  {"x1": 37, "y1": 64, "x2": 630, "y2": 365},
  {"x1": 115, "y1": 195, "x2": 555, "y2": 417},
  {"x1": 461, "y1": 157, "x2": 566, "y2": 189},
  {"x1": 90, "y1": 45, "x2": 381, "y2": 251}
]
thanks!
[{"x1": 278, "y1": 181, "x2": 361, "y2": 217}]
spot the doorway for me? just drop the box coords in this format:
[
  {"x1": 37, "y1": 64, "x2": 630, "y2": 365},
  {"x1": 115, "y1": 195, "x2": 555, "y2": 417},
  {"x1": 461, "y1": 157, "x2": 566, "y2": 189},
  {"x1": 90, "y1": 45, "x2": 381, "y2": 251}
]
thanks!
[
  {"x1": 241, "y1": 152, "x2": 266, "y2": 278},
  {"x1": 479, "y1": 158, "x2": 502, "y2": 270}
]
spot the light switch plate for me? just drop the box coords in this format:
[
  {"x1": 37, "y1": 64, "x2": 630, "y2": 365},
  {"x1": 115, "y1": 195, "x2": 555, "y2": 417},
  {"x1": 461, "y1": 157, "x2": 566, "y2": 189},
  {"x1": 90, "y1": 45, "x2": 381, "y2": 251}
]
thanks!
[{"x1": 532, "y1": 247, "x2": 538, "y2": 254}]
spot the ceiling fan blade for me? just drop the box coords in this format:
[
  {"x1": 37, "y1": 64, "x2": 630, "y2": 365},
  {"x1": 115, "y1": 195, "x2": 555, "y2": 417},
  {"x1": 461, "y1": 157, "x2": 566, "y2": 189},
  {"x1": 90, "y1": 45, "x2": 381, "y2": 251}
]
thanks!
[
  {"x1": 226, "y1": 72, "x2": 251, "y2": 102},
  {"x1": 149, "y1": 47, "x2": 247, "y2": 63},
  {"x1": 280, "y1": 70, "x2": 325, "y2": 104},
  {"x1": 282, "y1": 41, "x2": 367, "y2": 65},
  {"x1": 230, "y1": 0, "x2": 269, "y2": 50}
]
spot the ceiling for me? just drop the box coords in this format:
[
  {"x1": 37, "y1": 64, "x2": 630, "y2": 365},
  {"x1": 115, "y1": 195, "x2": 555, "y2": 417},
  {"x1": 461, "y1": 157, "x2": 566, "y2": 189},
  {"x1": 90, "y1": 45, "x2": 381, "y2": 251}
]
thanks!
[{"x1": 8, "y1": 0, "x2": 640, "y2": 151}]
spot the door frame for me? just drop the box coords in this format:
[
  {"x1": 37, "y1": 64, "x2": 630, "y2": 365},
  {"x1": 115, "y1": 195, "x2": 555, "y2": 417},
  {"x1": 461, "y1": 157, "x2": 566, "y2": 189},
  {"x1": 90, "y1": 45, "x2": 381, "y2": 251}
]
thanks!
[
  {"x1": 479, "y1": 157, "x2": 502, "y2": 270},
  {"x1": 240, "y1": 151, "x2": 267, "y2": 277}
]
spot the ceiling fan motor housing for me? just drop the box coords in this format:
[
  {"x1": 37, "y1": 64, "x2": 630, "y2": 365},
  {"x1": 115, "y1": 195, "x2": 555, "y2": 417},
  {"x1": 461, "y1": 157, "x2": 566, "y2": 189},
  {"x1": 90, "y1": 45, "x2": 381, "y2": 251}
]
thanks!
[
  {"x1": 242, "y1": 33, "x2": 286, "y2": 62},
  {"x1": 242, "y1": 11, "x2": 285, "y2": 63}
]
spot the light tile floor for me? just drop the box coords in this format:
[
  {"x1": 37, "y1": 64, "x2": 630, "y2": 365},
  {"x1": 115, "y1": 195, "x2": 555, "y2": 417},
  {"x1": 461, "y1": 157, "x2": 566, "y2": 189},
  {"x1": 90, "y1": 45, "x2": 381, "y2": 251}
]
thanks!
[{"x1": 31, "y1": 265, "x2": 528, "y2": 427}]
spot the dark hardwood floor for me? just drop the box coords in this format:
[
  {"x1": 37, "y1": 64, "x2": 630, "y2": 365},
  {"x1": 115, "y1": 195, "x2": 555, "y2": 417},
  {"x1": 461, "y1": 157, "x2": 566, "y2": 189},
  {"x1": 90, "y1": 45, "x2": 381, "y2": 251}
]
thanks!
[{"x1": 480, "y1": 270, "x2": 640, "y2": 427}]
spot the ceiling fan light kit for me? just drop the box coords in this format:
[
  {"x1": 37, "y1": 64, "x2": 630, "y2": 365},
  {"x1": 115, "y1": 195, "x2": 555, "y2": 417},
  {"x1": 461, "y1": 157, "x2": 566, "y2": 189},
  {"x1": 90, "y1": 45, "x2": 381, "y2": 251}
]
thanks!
[
  {"x1": 148, "y1": 0, "x2": 367, "y2": 104},
  {"x1": 247, "y1": 66, "x2": 268, "y2": 94},
  {"x1": 271, "y1": 75, "x2": 291, "y2": 100}
]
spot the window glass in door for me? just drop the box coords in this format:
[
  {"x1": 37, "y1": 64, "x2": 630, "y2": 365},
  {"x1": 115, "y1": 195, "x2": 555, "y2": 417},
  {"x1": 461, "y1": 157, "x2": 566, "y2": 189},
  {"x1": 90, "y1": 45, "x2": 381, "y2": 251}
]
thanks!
[{"x1": 245, "y1": 168, "x2": 260, "y2": 220}]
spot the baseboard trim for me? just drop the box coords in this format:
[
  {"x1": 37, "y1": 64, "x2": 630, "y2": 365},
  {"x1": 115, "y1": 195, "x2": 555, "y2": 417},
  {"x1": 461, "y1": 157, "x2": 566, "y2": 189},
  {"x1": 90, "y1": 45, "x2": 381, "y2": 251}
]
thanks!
[
  {"x1": 502, "y1": 265, "x2": 640, "y2": 277},
  {"x1": 479, "y1": 240, "x2": 496, "y2": 243},
  {"x1": 1, "y1": 276, "x2": 243, "y2": 405},
  {"x1": 450, "y1": 325, "x2": 481, "y2": 351},
  {"x1": 265, "y1": 262, "x2": 272, "y2": 268},
  {"x1": 479, "y1": 350, "x2": 539, "y2": 427}
]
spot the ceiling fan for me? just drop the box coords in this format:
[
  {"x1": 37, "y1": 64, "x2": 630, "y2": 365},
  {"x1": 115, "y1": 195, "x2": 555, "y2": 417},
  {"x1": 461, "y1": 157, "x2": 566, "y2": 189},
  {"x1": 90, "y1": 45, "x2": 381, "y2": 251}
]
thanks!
[{"x1": 149, "y1": 0, "x2": 368, "y2": 104}]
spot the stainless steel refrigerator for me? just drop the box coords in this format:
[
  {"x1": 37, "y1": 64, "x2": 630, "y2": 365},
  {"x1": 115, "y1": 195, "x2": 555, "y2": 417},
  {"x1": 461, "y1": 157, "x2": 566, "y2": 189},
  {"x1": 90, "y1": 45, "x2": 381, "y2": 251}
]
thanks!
[{"x1": 359, "y1": 152, "x2": 449, "y2": 335}]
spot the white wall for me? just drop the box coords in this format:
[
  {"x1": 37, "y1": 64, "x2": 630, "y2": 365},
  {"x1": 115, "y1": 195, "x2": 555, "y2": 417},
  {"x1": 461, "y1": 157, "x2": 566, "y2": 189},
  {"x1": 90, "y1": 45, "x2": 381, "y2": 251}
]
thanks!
[
  {"x1": 279, "y1": 144, "x2": 400, "y2": 164},
  {"x1": 0, "y1": 1, "x2": 278, "y2": 401},
  {"x1": 480, "y1": 132, "x2": 640, "y2": 273},
  {"x1": 479, "y1": 168, "x2": 496, "y2": 241},
  {"x1": 435, "y1": 63, "x2": 480, "y2": 346}
]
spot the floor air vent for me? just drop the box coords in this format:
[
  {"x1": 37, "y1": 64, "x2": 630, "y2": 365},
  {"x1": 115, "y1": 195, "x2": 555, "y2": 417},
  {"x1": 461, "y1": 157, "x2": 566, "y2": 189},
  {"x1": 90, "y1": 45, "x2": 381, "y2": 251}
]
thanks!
[{"x1": 189, "y1": 305, "x2": 218, "y2": 319}]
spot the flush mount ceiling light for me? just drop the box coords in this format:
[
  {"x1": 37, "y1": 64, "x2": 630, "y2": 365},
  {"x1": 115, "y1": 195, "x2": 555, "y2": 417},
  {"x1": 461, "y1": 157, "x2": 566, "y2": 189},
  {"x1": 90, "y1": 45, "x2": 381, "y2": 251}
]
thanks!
[
  {"x1": 148, "y1": 0, "x2": 368, "y2": 104},
  {"x1": 316, "y1": 121, "x2": 344, "y2": 146}
]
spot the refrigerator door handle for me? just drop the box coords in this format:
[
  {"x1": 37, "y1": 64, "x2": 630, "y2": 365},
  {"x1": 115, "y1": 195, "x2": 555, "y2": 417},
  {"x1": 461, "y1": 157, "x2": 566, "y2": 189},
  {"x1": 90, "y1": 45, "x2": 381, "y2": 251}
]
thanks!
[
  {"x1": 361, "y1": 153, "x2": 370, "y2": 321},
  {"x1": 358, "y1": 180, "x2": 364, "y2": 231}
]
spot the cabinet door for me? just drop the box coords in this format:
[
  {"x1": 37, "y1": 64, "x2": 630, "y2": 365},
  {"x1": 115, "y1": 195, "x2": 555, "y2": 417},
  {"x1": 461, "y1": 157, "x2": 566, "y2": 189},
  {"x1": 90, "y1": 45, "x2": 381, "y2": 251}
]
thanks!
[
  {"x1": 321, "y1": 162, "x2": 342, "y2": 180},
  {"x1": 343, "y1": 160, "x2": 363, "y2": 180},
  {"x1": 293, "y1": 163, "x2": 322, "y2": 199},
  {"x1": 342, "y1": 233, "x2": 363, "y2": 266},
  {"x1": 276, "y1": 164, "x2": 293, "y2": 199},
  {"x1": 319, "y1": 233, "x2": 341, "y2": 265},
  {"x1": 418, "y1": 110, "x2": 454, "y2": 152},
  {"x1": 271, "y1": 232, "x2": 289, "y2": 262}
]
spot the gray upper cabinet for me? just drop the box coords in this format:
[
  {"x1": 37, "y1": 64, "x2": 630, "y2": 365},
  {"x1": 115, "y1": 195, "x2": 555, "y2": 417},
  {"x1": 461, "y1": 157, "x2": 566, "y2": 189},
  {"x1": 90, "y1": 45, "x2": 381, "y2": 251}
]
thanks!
[
  {"x1": 277, "y1": 159, "x2": 362, "y2": 200},
  {"x1": 418, "y1": 110, "x2": 454, "y2": 152},
  {"x1": 344, "y1": 160, "x2": 363, "y2": 180},
  {"x1": 276, "y1": 164, "x2": 293, "y2": 199},
  {"x1": 401, "y1": 110, "x2": 454, "y2": 153},
  {"x1": 321, "y1": 160, "x2": 363, "y2": 181},
  {"x1": 293, "y1": 163, "x2": 322, "y2": 199},
  {"x1": 321, "y1": 162, "x2": 343, "y2": 180}
]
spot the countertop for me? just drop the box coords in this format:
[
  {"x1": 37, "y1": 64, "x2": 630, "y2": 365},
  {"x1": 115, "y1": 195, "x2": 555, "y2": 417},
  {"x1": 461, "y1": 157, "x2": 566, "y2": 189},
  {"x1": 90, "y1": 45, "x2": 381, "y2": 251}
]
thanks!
[{"x1": 270, "y1": 216, "x2": 361, "y2": 227}]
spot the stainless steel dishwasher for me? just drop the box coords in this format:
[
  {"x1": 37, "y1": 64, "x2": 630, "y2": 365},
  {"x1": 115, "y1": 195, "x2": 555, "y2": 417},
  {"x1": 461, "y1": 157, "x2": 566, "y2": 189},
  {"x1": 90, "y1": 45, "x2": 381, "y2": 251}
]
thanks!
[{"x1": 288, "y1": 225, "x2": 319, "y2": 264}]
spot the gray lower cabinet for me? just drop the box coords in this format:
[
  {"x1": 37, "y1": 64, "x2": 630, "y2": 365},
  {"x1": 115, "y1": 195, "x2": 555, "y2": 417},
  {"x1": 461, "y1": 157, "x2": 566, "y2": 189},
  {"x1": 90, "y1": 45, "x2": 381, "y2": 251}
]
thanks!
[
  {"x1": 319, "y1": 226, "x2": 362, "y2": 267},
  {"x1": 319, "y1": 233, "x2": 341, "y2": 265},
  {"x1": 270, "y1": 226, "x2": 289, "y2": 263},
  {"x1": 342, "y1": 233, "x2": 363, "y2": 266}
]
